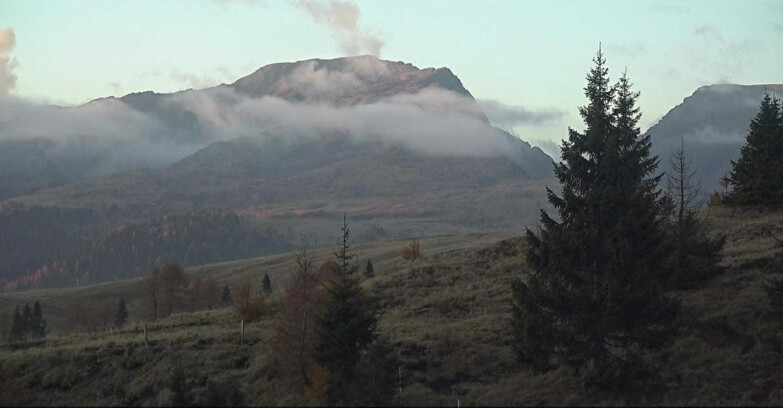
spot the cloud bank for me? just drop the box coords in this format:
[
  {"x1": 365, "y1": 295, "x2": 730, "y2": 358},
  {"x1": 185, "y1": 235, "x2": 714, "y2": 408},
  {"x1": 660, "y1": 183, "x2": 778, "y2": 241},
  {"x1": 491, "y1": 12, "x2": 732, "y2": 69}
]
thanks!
[
  {"x1": 0, "y1": 86, "x2": 529, "y2": 178},
  {"x1": 478, "y1": 99, "x2": 564, "y2": 128},
  {"x1": 298, "y1": 0, "x2": 384, "y2": 56},
  {"x1": 0, "y1": 28, "x2": 17, "y2": 96}
]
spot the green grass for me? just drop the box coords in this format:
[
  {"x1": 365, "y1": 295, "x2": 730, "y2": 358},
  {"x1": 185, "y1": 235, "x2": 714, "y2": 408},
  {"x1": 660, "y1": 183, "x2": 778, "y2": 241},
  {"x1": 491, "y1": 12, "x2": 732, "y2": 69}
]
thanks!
[{"x1": 2, "y1": 206, "x2": 783, "y2": 406}]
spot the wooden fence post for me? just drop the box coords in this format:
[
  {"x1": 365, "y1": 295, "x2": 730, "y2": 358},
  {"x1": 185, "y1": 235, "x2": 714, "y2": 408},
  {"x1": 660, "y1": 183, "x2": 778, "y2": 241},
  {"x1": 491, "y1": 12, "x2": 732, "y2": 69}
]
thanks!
[
  {"x1": 240, "y1": 320, "x2": 245, "y2": 346},
  {"x1": 143, "y1": 323, "x2": 148, "y2": 347},
  {"x1": 398, "y1": 366, "x2": 402, "y2": 396}
]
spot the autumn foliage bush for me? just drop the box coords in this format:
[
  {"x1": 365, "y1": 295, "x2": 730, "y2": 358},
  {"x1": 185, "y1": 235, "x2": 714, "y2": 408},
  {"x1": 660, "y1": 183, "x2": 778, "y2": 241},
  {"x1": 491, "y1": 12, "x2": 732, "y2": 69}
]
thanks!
[
  {"x1": 401, "y1": 238, "x2": 423, "y2": 261},
  {"x1": 232, "y1": 281, "x2": 265, "y2": 322}
]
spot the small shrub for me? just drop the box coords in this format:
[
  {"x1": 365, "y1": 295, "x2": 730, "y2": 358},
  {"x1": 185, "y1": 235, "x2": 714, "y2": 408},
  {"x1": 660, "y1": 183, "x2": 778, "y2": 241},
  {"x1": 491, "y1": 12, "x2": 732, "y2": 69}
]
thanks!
[
  {"x1": 233, "y1": 281, "x2": 266, "y2": 323},
  {"x1": 402, "y1": 238, "x2": 423, "y2": 261}
]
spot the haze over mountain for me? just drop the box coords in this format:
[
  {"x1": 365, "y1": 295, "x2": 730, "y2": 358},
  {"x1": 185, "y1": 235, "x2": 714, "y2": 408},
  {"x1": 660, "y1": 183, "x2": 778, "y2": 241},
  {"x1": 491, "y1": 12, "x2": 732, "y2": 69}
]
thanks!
[
  {"x1": 0, "y1": 56, "x2": 556, "y2": 289},
  {"x1": 648, "y1": 84, "x2": 783, "y2": 197},
  {"x1": 4, "y1": 55, "x2": 777, "y2": 291},
  {"x1": 0, "y1": 56, "x2": 551, "y2": 197}
]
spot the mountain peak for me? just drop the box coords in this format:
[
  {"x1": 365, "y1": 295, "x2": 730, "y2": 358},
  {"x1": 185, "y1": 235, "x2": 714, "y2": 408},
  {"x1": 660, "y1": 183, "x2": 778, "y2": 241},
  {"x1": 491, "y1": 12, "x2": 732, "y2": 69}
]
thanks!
[{"x1": 230, "y1": 55, "x2": 475, "y2": 105}]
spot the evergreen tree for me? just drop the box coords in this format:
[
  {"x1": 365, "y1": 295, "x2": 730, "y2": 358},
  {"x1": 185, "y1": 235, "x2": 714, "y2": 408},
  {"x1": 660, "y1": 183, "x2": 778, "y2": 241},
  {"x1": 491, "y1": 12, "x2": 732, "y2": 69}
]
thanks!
[
  {"x1": 364, "y1": 259, "x2": 375, "y2": 279},
  {"x1": 31, "y1": 300, "x2": 46, "y2": 339},
  {"x1": 21, "y1": 303, "x2": 32, "y2": 341},
  {"x1": 9, "y1": 305, "x2": 21, "y2": 342},
  {"x1": 353, "y1": 337, "x2": 400, "y2": 407},
  {"x1": 727, "y1": 92, "x2": 783, "y2": 205},
  {"x1": 512, "y1": 50, "x2": 679, "y2": 384},
  {"x1": 314, "y1": 215, "x2": 379, "y2": 405},
  {"x1": 116, "y1": 298, "x2": 128, "y2": 330},
  {"x1": 665, "y1": 138, "x2": 726, "y2": 289},
  {"x1": 262, "y1": 273, "x2": 273, "y2": 295},
  {"x1": 220, "y1": 284, "x2": 232, "y2": 305}
]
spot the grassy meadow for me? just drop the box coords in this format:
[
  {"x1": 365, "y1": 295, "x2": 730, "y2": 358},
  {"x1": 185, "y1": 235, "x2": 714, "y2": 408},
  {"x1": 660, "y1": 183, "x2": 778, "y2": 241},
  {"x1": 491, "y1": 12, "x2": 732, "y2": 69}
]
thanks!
[{"x1": 2, "y1": 205, "x2": 783, "y2": 406}]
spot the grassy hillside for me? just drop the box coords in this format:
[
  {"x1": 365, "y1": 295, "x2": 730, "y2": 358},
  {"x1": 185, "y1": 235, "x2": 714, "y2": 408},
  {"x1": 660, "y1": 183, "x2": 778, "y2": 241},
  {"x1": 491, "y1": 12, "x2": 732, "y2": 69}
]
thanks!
[{"x1": 2, "y1": 207, "x2": 783, "y2": 406}]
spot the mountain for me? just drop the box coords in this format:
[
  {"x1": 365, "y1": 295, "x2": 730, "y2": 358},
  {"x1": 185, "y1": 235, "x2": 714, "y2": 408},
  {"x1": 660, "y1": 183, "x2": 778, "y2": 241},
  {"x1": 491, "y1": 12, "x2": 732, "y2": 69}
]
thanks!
[
  {"x1": 0, "y1": 139, "x2": 64, "y2": 200},
  {"x1": 0, "y1": 56, "x2": 555, "y2": 290},
  {"x1": 231, "y1": 55, "x2": 480, "y2": 107},
  {"x1": 647, "y1": 84, "x2": 783, "y2": 196}
]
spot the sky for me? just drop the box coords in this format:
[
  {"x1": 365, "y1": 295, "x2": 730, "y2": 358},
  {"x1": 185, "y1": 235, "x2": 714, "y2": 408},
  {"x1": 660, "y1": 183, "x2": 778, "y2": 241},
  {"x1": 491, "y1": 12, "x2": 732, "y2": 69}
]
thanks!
[{"x1": 1, "y1": 0, "x2": 782, "y2": 157}]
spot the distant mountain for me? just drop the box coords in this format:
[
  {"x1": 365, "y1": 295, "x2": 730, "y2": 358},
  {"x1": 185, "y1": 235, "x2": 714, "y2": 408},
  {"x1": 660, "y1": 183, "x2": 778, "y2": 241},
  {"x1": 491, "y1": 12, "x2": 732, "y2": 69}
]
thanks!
[
  {"x1": 7, "y1": 132, "x2": 552, "y2": 230},
  {"x1": 0, "y1": 56, "x2": 556, "y2": 291},
  {"x1": 0, "y1": 56, "x2": 544, "y2": 198},
  {"x1": 0, "y1": 139, "x2": 64, "y2": 200},
  {"x1": 647, "y1": 84, "x2": 783, "y2": 196}
]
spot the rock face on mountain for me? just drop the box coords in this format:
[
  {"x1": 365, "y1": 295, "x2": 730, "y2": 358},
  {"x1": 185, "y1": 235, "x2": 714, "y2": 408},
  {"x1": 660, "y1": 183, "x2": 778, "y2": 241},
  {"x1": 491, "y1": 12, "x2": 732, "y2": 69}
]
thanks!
[
  {"x1": 231, "y1": 55, "x2": 478, "y2": 106},
  {"x1": 648, "y1": 84, "x2": 783, "y2": 196}
]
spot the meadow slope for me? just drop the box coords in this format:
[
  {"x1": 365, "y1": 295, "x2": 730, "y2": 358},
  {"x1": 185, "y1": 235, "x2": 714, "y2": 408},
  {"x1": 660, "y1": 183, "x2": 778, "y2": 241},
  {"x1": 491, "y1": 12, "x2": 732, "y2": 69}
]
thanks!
[{"x1": 1, "y1": 206, "x2": 783, "y2": 406}]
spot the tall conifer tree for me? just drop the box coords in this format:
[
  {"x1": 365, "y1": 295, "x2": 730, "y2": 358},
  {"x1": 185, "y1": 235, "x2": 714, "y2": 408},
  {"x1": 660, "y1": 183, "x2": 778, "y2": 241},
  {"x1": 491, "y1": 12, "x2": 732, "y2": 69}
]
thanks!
[
  {"x1": 21, "y1": 303, "x2": 32, "y2": 341},
  {"x1": 32, "y1": 300, "x2": 46, "y2": 339},
  {"x1": 10, "y1": 305, "x2": 21, "y2": 342},
  {"x1": 262, "y1": 273, "x2": 273, "y2": 295},
  {"x1": 727, "y1": 92, "x2": 783, "y2": 205},
  {"x1": 512, "y1": 49, "x2": 678, "y2": 383},
  {"x1": 116, "y1": 298, "x2": 128, "y2": 330},
  {"x1": 314, "y1": 215, "x2": 378, "y2": 405}
]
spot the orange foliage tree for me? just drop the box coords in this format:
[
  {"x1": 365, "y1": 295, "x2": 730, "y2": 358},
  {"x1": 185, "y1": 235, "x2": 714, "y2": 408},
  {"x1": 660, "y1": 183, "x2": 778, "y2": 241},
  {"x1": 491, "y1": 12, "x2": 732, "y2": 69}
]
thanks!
[
  {"x1": 271, "y1": 243, "x2": 336, "y2": 397},
  {"x1": 401, "y1": 237, "x2": 422, "y2": 261}
]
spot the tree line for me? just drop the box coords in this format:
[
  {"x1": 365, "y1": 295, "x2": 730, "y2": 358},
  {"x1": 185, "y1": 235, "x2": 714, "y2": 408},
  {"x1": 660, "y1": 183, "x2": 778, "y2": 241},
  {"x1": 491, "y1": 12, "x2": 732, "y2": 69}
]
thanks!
[
  {"x1": 7, "y1": 301, "x2": 47, "y2": 342},
  {"x1": 5, "y1": 210, "x2": 291, "y2": 292}
]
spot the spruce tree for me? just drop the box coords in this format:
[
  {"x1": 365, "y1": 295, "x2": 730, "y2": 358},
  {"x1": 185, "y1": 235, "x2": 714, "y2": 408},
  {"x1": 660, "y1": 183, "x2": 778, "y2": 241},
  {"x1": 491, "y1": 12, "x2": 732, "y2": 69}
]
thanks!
[
  {"x1": 364, "y1": 259, "x2": 374, "y2": 279},
  {"x1": 220, "y1": 284, "x2": 232, "y2": 305},
  {"x1": 9, "y1": 305, "x2": 21, "y2": 342},
  {"x1": 314, "y1": 215, "x2": 378, "y2": 405},
  {"x1": 262, "y1": 273, "x2": 273, "y2": 295},
  {"x1": 665, "y1": 138, "x2": 726, "y2": 289},
  {"x1": 116, "y1": 298, "x2": 128, "y2": 330},
  {"x1": 353, "y1": 337, "x2": 400, "y2": 406},
  {"x1": 21, "y1": 303, "x2": 32, "y2": 341},
  {"x1": 727, "y1": 92, "x2": 783, "y2": 205},
  {"x1": 512, "y1": 50, "x2": 678, "y2": 384},
  {"x1": 32, "y1": 300, "x2": 46, "y2": 339}
]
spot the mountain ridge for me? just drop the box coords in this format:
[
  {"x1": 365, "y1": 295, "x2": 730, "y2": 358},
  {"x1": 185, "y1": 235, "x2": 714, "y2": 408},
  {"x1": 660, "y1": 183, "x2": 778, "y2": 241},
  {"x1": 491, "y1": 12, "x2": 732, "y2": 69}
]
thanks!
[{"x1": 647, "y1": 83, "x2": 783, "y2": 196}]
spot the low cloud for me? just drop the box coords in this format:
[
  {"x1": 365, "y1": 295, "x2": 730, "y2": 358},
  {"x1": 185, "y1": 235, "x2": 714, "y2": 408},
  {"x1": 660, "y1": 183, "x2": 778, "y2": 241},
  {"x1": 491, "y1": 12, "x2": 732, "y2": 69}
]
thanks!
[
  {"x1": 298, "y1": 0, "x2": 384, "y2": 56},
  {"x1": 526, "y1": 138, "x2": 562, "y2": 160},
  {"x1": 478, "y1": 99, "x2": 565, "y2": 129},
  {"x1": 0, "y1": 87, "x2": 526, "y2": 178},
  {"x1": 287, "y1": 60, "x2": 364, "y2": 99},
  {"x1": 0, "y1": 27, "x2": 17, "y2": 96},
  {"x1": 170, "y1": 71, "x2": 221, "y2": 90}
]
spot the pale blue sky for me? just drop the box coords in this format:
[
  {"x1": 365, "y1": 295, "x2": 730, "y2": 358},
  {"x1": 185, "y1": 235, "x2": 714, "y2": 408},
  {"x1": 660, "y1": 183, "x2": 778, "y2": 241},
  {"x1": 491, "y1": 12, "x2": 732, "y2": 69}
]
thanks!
[{"x1": 1, "y1": 0, "x2": 781, "y2": 151}]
